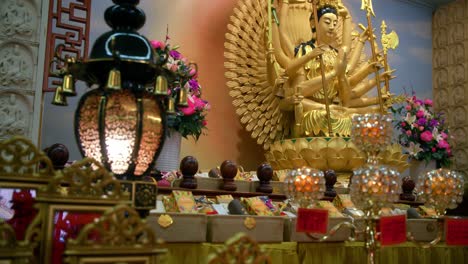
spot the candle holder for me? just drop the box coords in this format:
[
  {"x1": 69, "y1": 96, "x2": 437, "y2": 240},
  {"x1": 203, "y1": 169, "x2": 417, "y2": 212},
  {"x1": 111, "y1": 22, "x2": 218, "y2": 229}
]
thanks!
[
  {"x1": 406, "y1": 168, "x2": 465, "y2": 247},
  {"x1": 350, "y1": 114, "x2": 401, "y2": 263},
  {"x1": 351, "y1": 114, "x2": 393, "y2": 165},
  {"x1": 415, "y1": 169, "x2": 464, "y2": 216},
  {"x1": 304, "y1": 114, "x2": 401, "y2": 264},
  {"x1": 284, "y1": 167, "x2": 325, "y2": 209}
]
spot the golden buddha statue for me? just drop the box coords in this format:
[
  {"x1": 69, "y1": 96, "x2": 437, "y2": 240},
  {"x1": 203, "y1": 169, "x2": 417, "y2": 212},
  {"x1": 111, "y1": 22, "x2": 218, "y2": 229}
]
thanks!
[{"x1": 225, "y1": 0, "x2": 407, "y2": 174}]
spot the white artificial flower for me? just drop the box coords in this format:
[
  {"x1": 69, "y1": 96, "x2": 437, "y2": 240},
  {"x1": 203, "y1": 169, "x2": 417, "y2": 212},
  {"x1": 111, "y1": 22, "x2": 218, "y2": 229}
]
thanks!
[
  {"x1": 165, "y1": 57, "x2": 179, "y2": 72},
  {"x1": 405, "y1": 113, "x2": 416, "y2": 128},
  {"x1": 407, "y1": 142, "x2": 423, "y2": 157},
  {"x1": 432, "y1": 127, "x2": 443, "y2": 142}
]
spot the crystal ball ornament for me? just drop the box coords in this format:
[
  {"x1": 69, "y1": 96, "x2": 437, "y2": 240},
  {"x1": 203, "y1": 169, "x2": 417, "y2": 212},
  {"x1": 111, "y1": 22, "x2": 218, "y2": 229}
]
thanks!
[
  {"x1": 351, "y1": 114, "x2": 393, "y2": 163},
  {"x1": 285, "y1": 167, "x2": 326, "y2": 208},
  {"x1": 416, "y1": 169, "x2": 465, "y2": 216},
  {"x1": 350, "y1": 165, "x2": 401, "y2": 214}
]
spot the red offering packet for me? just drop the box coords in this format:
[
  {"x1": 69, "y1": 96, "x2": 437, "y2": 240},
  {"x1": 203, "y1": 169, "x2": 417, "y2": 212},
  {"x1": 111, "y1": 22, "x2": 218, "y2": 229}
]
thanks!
[
  {"x1": 380, "y1": 214, "x2": 407, "y2": 246},
  {"x1": 446, "y1": 218, "x2": 468, "y2": 246},
  {"x1": 296, "y1": 208, "x2": 328, "y2": 234}
]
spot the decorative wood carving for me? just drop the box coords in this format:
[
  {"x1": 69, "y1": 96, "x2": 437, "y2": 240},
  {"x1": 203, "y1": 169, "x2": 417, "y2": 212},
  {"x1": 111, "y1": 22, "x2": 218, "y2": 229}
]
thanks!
[{"x1": 43, "y1": 0, "x2": 91, "y2": 92}]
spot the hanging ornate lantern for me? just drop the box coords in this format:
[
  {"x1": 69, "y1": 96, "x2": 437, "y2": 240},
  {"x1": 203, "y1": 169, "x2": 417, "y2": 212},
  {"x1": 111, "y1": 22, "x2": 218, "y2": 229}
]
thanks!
[{"x1": 51, "y1": 0, "x2": 169, "y2": 179}]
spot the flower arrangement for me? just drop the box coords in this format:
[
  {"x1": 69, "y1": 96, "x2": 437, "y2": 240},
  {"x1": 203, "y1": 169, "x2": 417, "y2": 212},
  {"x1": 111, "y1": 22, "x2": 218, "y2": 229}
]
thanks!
[
  {"x1": 151, "y1": 37, "x2": 209, "y2": 140},
  {"x1": 390, "y1": 94, "x2": 452, "y2": 167}
]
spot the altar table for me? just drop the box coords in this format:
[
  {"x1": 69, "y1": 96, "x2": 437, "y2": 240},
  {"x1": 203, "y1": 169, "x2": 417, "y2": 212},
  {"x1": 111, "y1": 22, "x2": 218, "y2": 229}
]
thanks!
[{"x1": 158, "y1": 242, "x2": 467, "y2": 264}]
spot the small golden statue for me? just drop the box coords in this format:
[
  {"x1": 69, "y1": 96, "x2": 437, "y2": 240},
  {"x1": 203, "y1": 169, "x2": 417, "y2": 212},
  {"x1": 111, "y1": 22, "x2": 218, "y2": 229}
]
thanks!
[{"x1": 225, "y1": 0, "x2": 407, "y2": 174}]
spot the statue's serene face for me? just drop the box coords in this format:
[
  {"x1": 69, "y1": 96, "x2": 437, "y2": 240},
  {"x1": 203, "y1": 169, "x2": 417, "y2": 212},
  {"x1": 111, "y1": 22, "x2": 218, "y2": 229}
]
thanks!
[{"x1": 317, "y1": 12, "x2": 338, "y2": 43}]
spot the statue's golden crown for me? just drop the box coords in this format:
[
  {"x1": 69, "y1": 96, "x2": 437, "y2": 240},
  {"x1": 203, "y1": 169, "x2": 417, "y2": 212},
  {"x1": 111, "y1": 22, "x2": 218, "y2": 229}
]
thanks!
[{"x1": 314, "y1": 0, "x2": 341, "y2": 9}]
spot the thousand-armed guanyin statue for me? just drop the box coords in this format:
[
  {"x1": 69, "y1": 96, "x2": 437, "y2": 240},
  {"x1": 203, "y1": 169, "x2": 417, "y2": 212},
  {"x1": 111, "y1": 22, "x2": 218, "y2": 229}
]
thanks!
[{"x1": 225, "y1": 0, "x2": 408, "y2": 175}]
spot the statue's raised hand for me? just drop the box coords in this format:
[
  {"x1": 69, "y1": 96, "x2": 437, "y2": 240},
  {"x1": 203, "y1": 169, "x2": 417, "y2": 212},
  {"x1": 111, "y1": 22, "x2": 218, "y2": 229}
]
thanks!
[{"x1": 336, "y1": 3, "x2": 350, "y2": 18}]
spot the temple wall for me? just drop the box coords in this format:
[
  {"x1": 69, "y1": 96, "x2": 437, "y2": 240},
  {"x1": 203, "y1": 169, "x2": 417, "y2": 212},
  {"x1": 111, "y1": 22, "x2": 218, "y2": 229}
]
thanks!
[{"x1": 433, "y1": 0, "x2": 468, "y2": 179}]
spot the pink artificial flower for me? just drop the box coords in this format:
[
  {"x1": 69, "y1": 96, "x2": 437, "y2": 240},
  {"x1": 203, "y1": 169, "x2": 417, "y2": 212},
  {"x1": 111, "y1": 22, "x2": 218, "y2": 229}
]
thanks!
[
  {"x1": 419, "y1": 126, "x2": 424, "y2": 131},
  {"x1": 405, "y1": 105, "x2": 412, "y2": 111},
  {"x1": 179, "y1": 95, "x2": 196, "y2": 116},
  {"x1": 441, "y1": 132, "x2": 448, "y2": 139},
  {"x1": 420, "y1": 131, "x2": 433, "y2": 142},
  {"x1": 157, "y1": 179, "x2": 171, "y2": 187},
  {"x1": 179, "y1": 95, "x2": 207, "y2": 116},
  {"x1": 406, "y1": 130, "x2": 412, "y2": 136},
  {"x1": 424, "y1": 99, "x2": 433, "y2": 106},
  {"x1": 189, "y1": 68, "x2": 197, "y2": 77},
  {"x1": 202, "y1": 120, "x2": 207, "y2": 126},
  {"x1": 194, "y1": 98, "x2": 207, "y2": 110},
  {"x1": 416, "y1": 110, "x2": 425, "y2": 118},
  {"x1": 150, "y1": 40, "x2": 166, "y2": 50},
  {"x1": 401, "y1": 122, "x2": 406, "y2": 127},
  {"x1": 437, "y1": 140, "x2": 450, "y2": 149},
  {"x1": 432, "y1": 147, "x2": 436, "y2": 152}
]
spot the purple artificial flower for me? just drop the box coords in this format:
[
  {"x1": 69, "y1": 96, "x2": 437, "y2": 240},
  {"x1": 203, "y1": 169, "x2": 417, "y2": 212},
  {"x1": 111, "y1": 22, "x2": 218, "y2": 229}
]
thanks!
[
  {"x1": 429, "y1": 119, "x2": 439, "y2": 127},
  {"x1": 188, "y1": 79, "x2": 199, "y2": 91},
  {"x1": 417, "y1": 118, "x2": 426, "y2": 126},
  {"x1": 169, "y1": 50, "x2": 181, "y2": 60}
]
